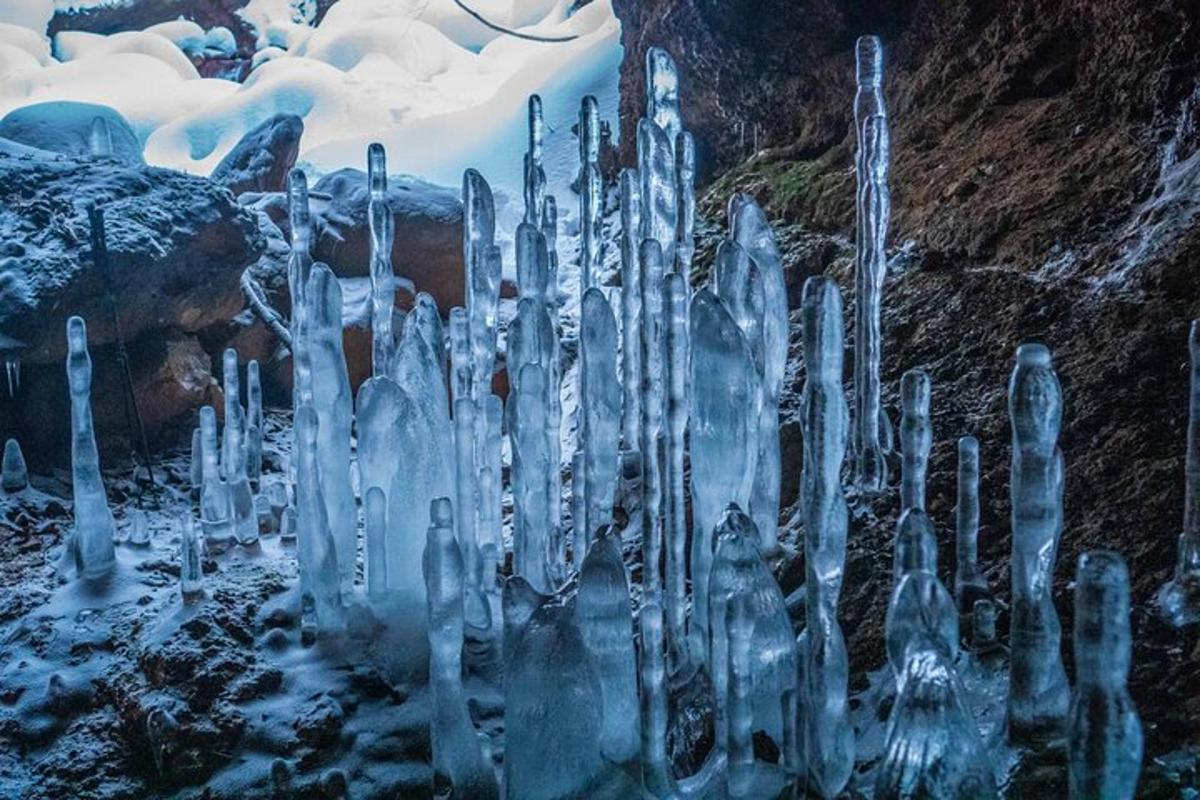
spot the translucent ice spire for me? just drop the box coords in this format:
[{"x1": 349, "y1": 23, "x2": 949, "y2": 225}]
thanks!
[
  {"x1": 516, "y1": 222, "x2": 551, "y2": 306},
  {"x1": 640, "y1": 240, "x2": 667, "y2": 599},
  {"x1": 575, "y1": 529, "x2": 639, "y2": 766},
  {"x1": 638, "y1": 119, "x2": 678, "y2": 272},
  {"x1": 294, "y1": 406, "x2": 341, "y2": 635},
  {"x1": 453, "y1": 397, "x2": 481, "y2": 590},
  {"x1": 222, "y1": 349, "x2": 256, "y2": 547},
  {"x1": 463, "y1": 170, "x2": 499, "y2": 406},
  {"x1": 726, "y1": 594, "x2": 755, "y2": 799},
  {"x1": 579, "y1": 95, "x2": 603, "y2": 292},
  {"x1": 287, "y1": 169, "x2": 314, "y2": 404},
  {"x1": 1007, "y1": 343, "x2": 1069, "y2": 743},
  {"x1": 221, "y1": 348, "x2": 242, "y2": 480},
  {"x1": 523, "y1": 94, "x2": 546, "y2": 227},
  {"x1": 1069, "y1": 551, "x2": 1142, "y2": 798},
  {"x1": 511, "y1": 363, "x2": 553, "y2": 593},
  {"x1": 367, "y1": 142, "x2": 395, "y2": 376},
  {"x1": 64, "y1": 317, "x2": 115, "y2": 580},
  {"x1": 799, "y1": 277, "x2": 854, "y2": 797},
  {"x1": 364, "y1": 486, "x2": 387, "y2": 603},
  {"x1": 578, "y1": 288, "x2": 620, "y2": 556},
  {"x1": 307, "y1": 266, "x2": 356, "y2": 593},
  {"x1": 675, "y1": 131, "x2": 696, "y2": 273},
  {"x1": 180, "y1": 515, "x2": 203, "y2": 603},
  {"x1": 355, "y1": 376, "x2": 406, "y2": 502},
  {"x1": 664, "y1": 271, "x2": 689, "y2": 665},
  {"x1": 1158, "y1": 320, "x2": 1200, "y2": 626},
  {"x1": 424, "y1": 498, "x2": 500, "y2": 800},
  {"x1": 954, "y1": 436, "x2": 990, "y2": 615},
  {"x1": 852, "y1": 38, "x2": 892, "y2": 497},
  {"x1": 198, "y1": 406, "x2": 233, "y2": 546},
  {"x1": 2, "y1": 437, "x2": 27, "y2": 492},
  {"x1": 886, "y1": 570, "x2": 959, "y2": 681},
  {"x1": 899, "y1": 369, "x2": 931, "y2": 514},
  {"x1": 707, "y1": 505, "x2": 798, "y2": 768},
  {"x1": 645, "y1": 47, "x2": 682, "y2": 152},
  {"x1": 89, "y1": 115, "x2": 113, "y2": 158},
  {"x1": 688, "y1": 290, "x2": 759, "y2": 662},
  {"x1": 478, "y1": 394, "x2": 503, "y2": 589},
  {"x1": 246, "y1": 359, "x2": 263, "y2": 484},
  {"x1": 619, "y1": 168, "x2": 642, "y2": 450},
  {"x1": 874, "y1": 649, "x2": 999, "y2": 800},
  {"x1": 638, "y1": 599, "x2": 676, "y2": 797}
]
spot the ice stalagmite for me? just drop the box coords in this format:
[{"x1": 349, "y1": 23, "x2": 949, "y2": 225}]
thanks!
[
  {"x1": 664, "y1": 271, "x2": 689, "y2": 665},
  {"x1": 453, "y1": 398, "x2": 481, "y2": 594},
  {"x1": 579, "y1": 95, "x2": 602, "y2": 291},
  {"x1": 307, "y1": 267, "x2": 355, "y2": 592},
  {"x1": 575, "y1": 529, "x2": 640, "y2": 767},
  {"x1": 799, "y1": 276, "x2": 854, "y2": 798},
  {"x1": 895, "y1": 370, "x2": 936, "y2": 582},
  {"x1": 638, "y1": 599, "x2": 676, "y2": 798},
  {"x1": 516, "y1": 222, "x2": 551, "y2": 307},
  {"x1": 2, "y1": 438, "x2": 27, "y2": 492},
  {"x1": 511, "y1": 363, "x2": 553, "y2": 594},
  {"x1": 246, "y1": 360, "x2": 263, "y2": 484},
  {"x1": 688, "y1": 290, "x2": 759, "y2": 662},
  {"x1": 65, "y1": 316, "x2": 115, "y2": 580},
  {"x1": 221, "y1": 348, "x2": 242, "y2": 481},
  {"x1": 355, "y1": 377, "x2": 405, "y2": 503},
  {"x1": 389, "y1": 318, "x2": 455, "y2": 602},
  {"x1": 1069, "y1": 551, "x2": 1142, "y2": 798},
  {"x1": 728, "y1": 196, "x2": 787, "y2": 554},
  {"x1": 223, "y1": 349, "x2": 256, "y2": 547},
  {"x1": 364, "y1": 487, "x2": 387, "y2": 602},
  {"x1": 504, "y1": 604, "x2": 605, "y2": 800},
  {"x1": 874, "y1": 650, "x2": 999, "y2": 800},
  {"x1": 478, "y1": 394, "x2": 503, "y2": 588},
  {"x1": 852, "y1": 35, "x2": 891, "y2": 496},
  {"x1": 1158, "y1": 320, "x2": 1200, "y2": 625},
  {"x1": 640, "y1": 240, "x2": 667, "y2": 599},
  {"x1": 287, "y1": 169, "x2": 314, "y2": 405},
  {"x1": 726, "y1": 594, "x2": 755, "y2": 800},
  {"x1": 450, "y1": 309, "x2": 471, "y2": 407},
  {"x1": 463, "y1": 170, "x2": 499, "y2": 406},
  {"x1": 424, "y1": 498, "x2": 500, "y2": 800},
  {"x1": 578, "y1": 288, "x2": 619, "y2": 555},
  {"x1": 645, "y1": 47, "x2": 682, "y2": 152},
  {"x1": 675, "y1": 132, "x2": 696, "y2": 273},
  {"x1": 1007, "y1": 343, "x2": 1069, "y2": 743},
  {"x1": 619, "y1": 168, "x2": 642, "y2": 451},
  {"x1": 367, "y1": 142, "x2": 395, "y2": 376},
  {"x1": 885, "y1": 570, "x2": 959, "y2": 680},
  {"x1": 189, "y1": 427, "x2": 202, "y2": 498},
  {"x1": 638, "y1": 120, "x2": 677, "y2": 272},
  {"x1": 180, "y1": 515, "x2": 203, "y2": 603},
  {"x1": 524, "y1": 94, "x2": 546, "y2": 226},
  {"x1": 955, "y1": 436, "x2": 990, "y2": 615},
  {"x1": 294, "y1": 406, "x2": 341, "y2": 635},
  {"x1": 199, "y1": 406, "x2": 232, "y2": 545}
]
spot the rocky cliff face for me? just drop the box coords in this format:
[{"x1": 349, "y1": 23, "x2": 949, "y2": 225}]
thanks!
[{"x1": 615, "y1": 0, "x2": 1200, "y2": 786}]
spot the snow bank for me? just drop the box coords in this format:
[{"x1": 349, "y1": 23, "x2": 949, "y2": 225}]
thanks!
[
  {"x1": 0, "y1": 0, "x2": 53, "y2": 38},
  {"x1": 55, "y1": 30, "x2": 200, "y2": 79}
]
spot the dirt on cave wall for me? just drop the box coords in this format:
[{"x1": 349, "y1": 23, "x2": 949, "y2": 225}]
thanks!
[{"x1": 614, "y1": 0, "x2": 1200, "y2": 770}]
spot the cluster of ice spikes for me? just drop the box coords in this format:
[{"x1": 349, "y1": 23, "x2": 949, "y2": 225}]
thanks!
[{"x1": 55, "y1": 34, "x2": 1177, "y2": 800}]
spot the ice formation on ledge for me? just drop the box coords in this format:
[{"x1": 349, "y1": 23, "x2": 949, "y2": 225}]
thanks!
[
  {"x1": 1007, "y1": 343, "x2": 1070, "y2": 743},
  {"x1": 2, "y1": 437, "x2": 27, "y2": 492},
  {"x1": 65, "y1": 315, "x2": 116, "y2": 581},
  {"x1": 1157, "y1": 320, "x2": 1200, "y2": 625},
  {"x1": 1069, "y1": 551, "x2": 1142, "y2": 798}
]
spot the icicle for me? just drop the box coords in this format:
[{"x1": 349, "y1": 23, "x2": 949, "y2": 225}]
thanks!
[
  {"x1": 1007, "y1": 343, "x2": 1069, "y2": 743},
  {"x1": 899, "y1": 369, "x2": 931, "y2": 514},
  {"x1": 425, "y1": 497, "x2": 501, "y2": 799},
  {"x1": 198, "y1": 406, "x2": 233, "y2": 546},
  {"x1": 4, "y1": 357, "x2": 18, "y2": 397},
  {"x1": 287, "y1": 169, "x2": 315, "y2": 407},
  {"x1": 449, "y1": 307, "x2": 472, "y2": 407},
  {"x1": 221, "y1": 348, "x2": 242, "y2": 480},
  {"x1": 579, "y1": 288, "x2": 620, "y2": 555},
  {"x1": 874, "y1": 650, "x2": 999, "y2": 799},
  {"x1": 189, "y1": 427, "x2": 202, "y2": 499},
  {"x1": 638, "y1": 120, "x2": 678, "y2": 273},
  {"x1": 663, "y1": 271, "x2": 689, "y2": 667},
  {"x1": 799, "y1": 276, "x2": 854, "y2": 797},
  {"x1": 619, "y1": 168, "x2": 643, "y2": 451},
  {"x1": 575, "y1": 529, "x2": 640, "y2": 766},
  {"x1": 368, "y1": 142, "x2": 395, "y2": 376},
  {"x1": 221, "y1": 350, "x2": 256, "y2": 547},
  {"x1": 64, "y1": 316, "x2": 115, "y2": 580},
  {"x1": 365, "y1": 486, "x2": 388, "y2": 603},
  {"x1": 542, "y1": 197, "x2": 559, "y2": 299},
  {"x1": 180, "y1": 515, "x2": 203, "y2": 603},
  {"x1": 579, "y1": 95, "x2": 603, "y2": 292},
  {"x1": 640, "y1": 240, "x2": 667, "y2": 600},
  {"x1": 523, "y1": 94, "x2": 546, "y2": 227},
  {"x1": 464, "y1": 170, "x2": 499, "y2": 409},
  {"x1": 726, "y1": 594, "x2": 755, "y2": 800},
  {"x1": 511, "y1": 363, "x2": 553, "y2": 594},
  {"x1": 246, "y1": 360, "x2": 263, "y2": 484},
  {"x1": 688, "y1": 290, "x2": 758, "y2": 663},
  {"x1": 1069, "y1": 551, "x2": 1142, "y2": 798},
  {"x1": 954, "y1": 436, "x2": 990, "y2": 615},
  {"x1": 1158, "y1": 320, "x2": 1200, "y2": 625},
  {"x1": 294, "y1": 405, "x2": 341, "y2": 637},
  {"x1": 2, "y1": 438, "x2": 27, "y2": 492},
  {"x1": 307, "y1": 266, "x2": 355, "y2": 591},
  {"x1": 645, "y1": 47, "x2": 682, "y2": 151},
  {"x1": 675, "y1": 131, "x2": 696, "y2": 274}
]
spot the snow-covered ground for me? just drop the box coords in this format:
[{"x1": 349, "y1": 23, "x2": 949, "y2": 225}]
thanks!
[{"x1": 0, "y1": 0, "x2": 621, "y2": 201}]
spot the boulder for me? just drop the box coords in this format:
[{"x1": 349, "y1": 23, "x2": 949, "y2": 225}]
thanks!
[
  {"x1": 0, "y1": 151, "x2": 266, "y2": 365},
  {"x1": 211, "y1": 113, "x2": 302, "y2": 196},
  {"x1": 0, "y1": 101, "x2": 143, "y2": 165}
]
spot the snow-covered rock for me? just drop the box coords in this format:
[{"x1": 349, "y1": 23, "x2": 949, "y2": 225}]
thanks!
[
  {"x1": 0, "y1": 100, "x2": 143, "y2": 164},
  {"x1": 210, "y1": 112, "x2": 302, "y2": 196}
]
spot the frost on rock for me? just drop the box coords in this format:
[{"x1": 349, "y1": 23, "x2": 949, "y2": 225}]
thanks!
[
  {"x1": 1069, "y1": 551, "x2": 1143, "y2": 798},
  {"x1": 1007, "y1": 343, "x2": 1070, "y2": 743},
  {"x1": 64, "y1": 316, "x2": 116, "y2": 581},
  {"x1": 1158, "y1": 320, "x2": 1200, "y2": 626}
]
